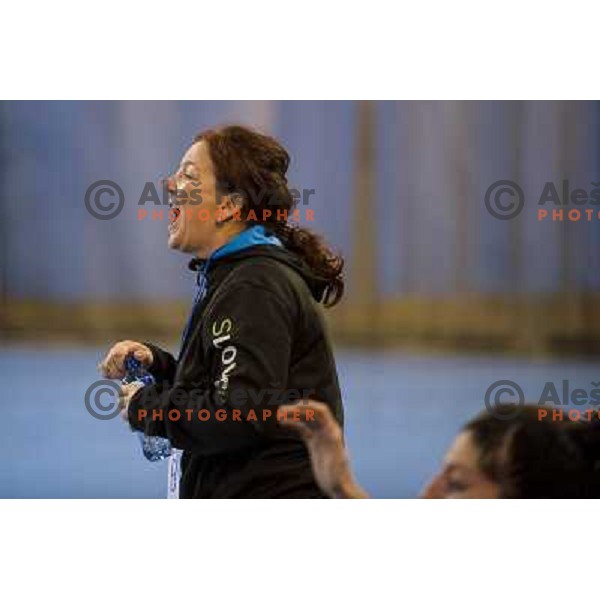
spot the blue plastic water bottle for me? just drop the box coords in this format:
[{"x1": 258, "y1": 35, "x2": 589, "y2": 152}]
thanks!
[{"x1": 123, "y1": 355, "x2": 172, "y2": 462}]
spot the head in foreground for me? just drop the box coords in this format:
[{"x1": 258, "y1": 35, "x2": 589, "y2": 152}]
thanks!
[
  {"x1": 281, "y1": 403, "x2": 600, "y2": 498},
  {"x1": 423, "y1": 405, "x2": 600, "y2": 498}
]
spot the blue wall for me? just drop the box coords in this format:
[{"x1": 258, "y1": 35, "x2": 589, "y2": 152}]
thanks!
[{"x1": 1, "y1": 101, "x2": 598, "y2": 302}]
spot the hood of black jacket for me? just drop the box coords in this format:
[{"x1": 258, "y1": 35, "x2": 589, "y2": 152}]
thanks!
[{"x1": 188, "y1": 245, "x2": 328, "y2": 303}]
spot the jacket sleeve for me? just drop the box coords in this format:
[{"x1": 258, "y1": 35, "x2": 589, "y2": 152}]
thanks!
[
  {"x1": 128, "y1": 281, "x2": 298, "y2": 456},
  {"x1": 144, "y1": 342, "x2": 177, "y2": 384}
]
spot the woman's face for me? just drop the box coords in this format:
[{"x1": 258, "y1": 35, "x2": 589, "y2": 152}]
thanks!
[
  {"x1": 167, "y1": 140, "x2": 237, "y2": 257},
  {"x1": 421, "y1": 431, "x2": 500, "y2": 499}
]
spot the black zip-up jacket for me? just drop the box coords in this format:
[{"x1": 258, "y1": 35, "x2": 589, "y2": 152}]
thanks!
[{"x1": 128, "y1": 245, "x2": 343, "y2": 498}]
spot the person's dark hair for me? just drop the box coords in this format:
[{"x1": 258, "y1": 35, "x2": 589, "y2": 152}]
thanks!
[
  {"x1": 194, "y1": 125, "x2": 344, "y2": 307},
  {"x1": 463, "y1": 405, "x2": 600, "y2": 498}
]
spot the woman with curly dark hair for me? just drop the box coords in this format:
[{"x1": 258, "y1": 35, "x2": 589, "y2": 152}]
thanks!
[
  {"x1": 100, "y1": 125, "x2": 344, "y2": 498},
  {"x1": 280, "y1": 402, "x2": 600, "y2": 499}
]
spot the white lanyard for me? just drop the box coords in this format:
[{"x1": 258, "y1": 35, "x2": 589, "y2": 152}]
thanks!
[{"x1": 167, "y1": 449, "x2": 183, "y2": 499}]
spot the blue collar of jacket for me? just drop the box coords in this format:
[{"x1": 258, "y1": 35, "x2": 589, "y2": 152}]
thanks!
[
  {"x1": 210, "y1": 224, "x2": 282, "y2": 262},
  {"x1": 188, "y1": 225, "x2": 283, "y2": 277}
]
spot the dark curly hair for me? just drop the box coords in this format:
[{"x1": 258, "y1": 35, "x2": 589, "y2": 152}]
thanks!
[
  {"x1": 194, "y1": 125, "x2": 344, "y2": 307},
  {"x1": 463, "y1": 405, "x2": 600, "y2": 498}
]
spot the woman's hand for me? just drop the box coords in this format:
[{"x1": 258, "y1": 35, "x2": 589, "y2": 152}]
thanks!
[
  {"x1": 119, "y1": 381, "x2": 145, "y2": 421},
  {"x1": 279, "y1": 400, "x2": 369, "y2": 499},
  {"x1": 99, "y1": 340, "x2": 153, "y2": 380}
]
